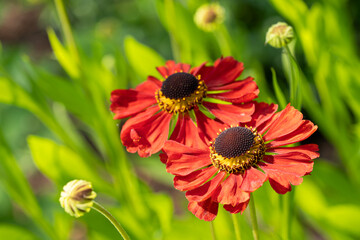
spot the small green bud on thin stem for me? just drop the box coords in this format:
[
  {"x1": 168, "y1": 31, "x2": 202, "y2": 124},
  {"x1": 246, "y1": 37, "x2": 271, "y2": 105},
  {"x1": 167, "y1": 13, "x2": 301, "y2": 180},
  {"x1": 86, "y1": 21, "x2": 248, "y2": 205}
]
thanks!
[
  {"x1": 60, "y1": 180, "x2": 96, "y2": 218},
  {"x1": 265, "y1": 22, "x2": 294, "y2": 48}
]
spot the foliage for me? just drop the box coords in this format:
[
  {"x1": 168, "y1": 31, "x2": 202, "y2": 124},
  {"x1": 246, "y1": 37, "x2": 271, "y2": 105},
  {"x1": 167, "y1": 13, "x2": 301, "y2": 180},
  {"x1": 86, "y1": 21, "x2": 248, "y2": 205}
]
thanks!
[{"x1": 0, "y1": 0, "x2": 359, "y2": 239}]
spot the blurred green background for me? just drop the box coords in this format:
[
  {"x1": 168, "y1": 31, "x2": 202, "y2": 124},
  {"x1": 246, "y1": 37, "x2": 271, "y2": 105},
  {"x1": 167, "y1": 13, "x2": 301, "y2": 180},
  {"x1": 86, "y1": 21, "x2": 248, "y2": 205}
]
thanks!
[{"x1": 0, "y1": 0, "x2": 360, "y2": 239}]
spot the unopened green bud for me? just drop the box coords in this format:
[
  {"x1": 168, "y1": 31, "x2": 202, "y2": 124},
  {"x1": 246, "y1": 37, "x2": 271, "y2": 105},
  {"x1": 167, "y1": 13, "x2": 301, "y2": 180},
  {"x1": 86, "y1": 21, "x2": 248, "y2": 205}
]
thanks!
[
  {"x1": 194, "y1": 3, "x2": 225, "y2": 32},
  {"x1": 265, "y1": 22, "x2": 294, "y2": 48},
  {"x1": 60, "y1": 180, "x2": 96, "y2": 218}
]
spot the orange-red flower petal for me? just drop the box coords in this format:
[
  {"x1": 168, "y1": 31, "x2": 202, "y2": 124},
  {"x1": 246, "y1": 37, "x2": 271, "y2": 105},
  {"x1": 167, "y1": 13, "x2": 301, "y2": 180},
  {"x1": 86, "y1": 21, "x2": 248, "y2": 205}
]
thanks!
[
  {"x1": 156, "y1": 60, "x2": 191, "y2": 78},
  {"x1": 174, "y1": 167, "x2": 217, "y2": 191},
  {"x1": 165, "y1": 141, "x2": 211, "y2": 176},
  {"x1": 121, "y1": 106, "x2": 172, "y2": 157},
  {"x1": 186, "y1": 171, "x2": 226, "y2": 202},
  {"x1": 188, "y1": 199, "x2": 218, "y2": 221},
  {"x1": 240, "y1": 167, "x2": 267, "y2": 192},
  {"x1": 223, "y1": 200, "x2": 250, "y2": 214},
  {"x1": 196, "y1": 57, "x2": 245, "y2": 87},
  {"x1": 203, "y1": 101, "x2": 255, "y2": 125},
  {"x1": 267, "y1": 144, "x2": 319, "y2": 159},
  {"x1": 260, "y1": 153, "x2": 314, "y2": 194},
  {"x1": 110, "y1": 89, "x2": 156, "y2": 119},
  {"x1": 211, "y1": 174, "x2": 250, "y2": 205}
]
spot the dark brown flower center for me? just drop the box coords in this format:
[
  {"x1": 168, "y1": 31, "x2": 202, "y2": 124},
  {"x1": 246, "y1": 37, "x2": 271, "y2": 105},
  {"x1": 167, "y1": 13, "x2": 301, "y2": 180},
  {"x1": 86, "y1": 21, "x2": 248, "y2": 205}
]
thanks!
[
  {"x1": 210, "y1": 126, "x2": 265, "y2": 174},
  {"x1": 161, "y1": 72, "x2": 199, "y2": 99},
  {"x1": 214, "y1": 127, "x2": 254, "y2": 158},
  {"x1": 156, "y1": 72, "x2": 207, "y2": 114}
]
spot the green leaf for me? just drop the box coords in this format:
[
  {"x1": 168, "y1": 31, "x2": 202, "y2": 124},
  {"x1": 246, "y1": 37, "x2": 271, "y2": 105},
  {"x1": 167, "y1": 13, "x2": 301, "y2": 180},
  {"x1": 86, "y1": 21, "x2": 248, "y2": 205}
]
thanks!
[
  {"x1": 0, "y1": 131, "x2": 60, "y2": 240},
  {"x1": 146, "y1": 193, "x2": 173, "y2": 233},
  {"x1": 0, "y1": 225, "x2": 39, "y2": 240},
  {"x1": 270, "y1": 0, "x2": 308, "y2": 25},
  {"x1": 124, "y1": 36, "x2": 164, "y2": 84},
  {"x1": 160, "y1": 0, "x2": 209, "y2": 63},
  {"x1": 31, "y1": 67, "x2": 93, "y2": 122},
  {"x1": 0, "y1": 77, "x2": 39, "y2": 113},
  {"x1": 27, "y1": 135, "x2": 111, "y2": 193},
  {"x1": 295, "y1": 180, "x2": 327, "y2": 219},
  {"x1": 324, "y1": 205, "x2": 360, "y2": 236},
  {"x1": 271, "y1": 68, "x2": 287, "y2": 109},
  {"x1": 0, "y1": 133, "x2": 41, "y2": 219},
  {"x1": 47, "y1": 28, "x2": 80, "y2": 79}
]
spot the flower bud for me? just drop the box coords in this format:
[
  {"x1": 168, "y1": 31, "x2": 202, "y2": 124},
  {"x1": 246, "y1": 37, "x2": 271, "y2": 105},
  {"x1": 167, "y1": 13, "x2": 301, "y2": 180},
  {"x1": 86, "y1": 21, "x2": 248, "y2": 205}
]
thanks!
[
  {"x1": 194, "y1": 3, "x2": 225, "y2": 32},
  {"x1": 60, "y1": 180, "x2": 97, "y2": 218},
  {"x1": 265, "y1": 22, "x2": 294, "y2": 48}
]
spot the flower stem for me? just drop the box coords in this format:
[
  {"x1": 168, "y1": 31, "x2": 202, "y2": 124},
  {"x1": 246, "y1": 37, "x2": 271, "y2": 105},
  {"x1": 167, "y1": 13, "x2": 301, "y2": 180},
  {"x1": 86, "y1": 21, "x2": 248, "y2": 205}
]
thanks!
[
  {"x1": 210, "y1": 221, "x2": 217, "y2": 240},
  {"x1": 92, "y1": 201, "x2": 131, "y2": 240},
  {"x1": 231, "y1": 213, "x2": 241, "y2": 240},
  {"x1": 282, "y1": 190, "x2": 295, "y2": 240},
  {"x1": 249, "y1": 194, "x2": 259, "y2": 240},
  {"x1": 284, "y1": 45, "x2": 295, "y2": 104},
  {"x1": 284, "y1": 44, "x2": 302, "y2": 109},
  {"x1": 214, "y1": 25, "x2": 232, "y2": 56}
]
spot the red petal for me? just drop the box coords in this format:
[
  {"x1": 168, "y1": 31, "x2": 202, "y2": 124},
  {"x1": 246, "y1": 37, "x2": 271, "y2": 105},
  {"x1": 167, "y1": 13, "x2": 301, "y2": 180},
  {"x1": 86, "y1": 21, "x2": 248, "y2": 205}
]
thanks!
[
  {"x1": 244, "y1": 102, "x2": 278, "y2": 130},
  {"x1": 263, "y1": 104, "x2": 304, "y2": 141},
  {"x1": 135, "y1": 76, "x2": 162, "y2": 92},
  {"x1": 195, "y1": 109, "x2": 227, "y2": 142},
  {"x1": 223, "y1": 200, "x2": 250, "y2": 214},
  {"x1": 240, "y1": 167, "x2": 267, "y2": 192},
  {"x1": 164, "y1": 141, "x2": 211, "y2": 176},
  {"x1": 211, "y1": 175, "x2": 250, "y2": 205},
  {"x1": 186, "y1": 171, "x2": 226, "y2": 202},
  {"x1": 170, "y1": 114, "x2": 208, "y2": 149},
  {"x1": 190, "y1": 62, "x2": 208, "y2": 76},
  {"x1": 262, "y1": 153, "x2": 313, "y2": 172},
  {"x1": 267, "y1": 144, "x2": 319, "y2": 159},
  {"x1": 268, "y1": 177, "x2": 297, "y2": 194},
  {"x1": 110, "y1": 89, "x2": 156, "y2": 119},
  {"x1": 159, "y1": 152, "x2": 168, "y2": 164},
  {"x1": 121, "y1": 107, "x2": 172, "y2": 157},
  {"x1": 208, "y1": 76, "x2": 253, "y2": 91},
  {"x1": 156, "y1": 60, "x2": 191, "y2": 78},
  {"x1": 174, "y1": 167, "x2": 217, "y2": 191},
  {"x1": 208, "y1": 77, "x2": 259, "y2": 103},
  {"x1": 203, "y1": 101, "x2": 255, "y2": 124},
  {"x1": 260, "y1": 154, "x2": 314, "y2": 194},
  {"x1": 266, "y1": 120, "x2": 318, "y2": 147},
  {"x1": 188, "y1": 199, "x2": 218, "y2": 221},
  {"x1": 200, "y1": 57, "x2": 245, "y2": 87}
]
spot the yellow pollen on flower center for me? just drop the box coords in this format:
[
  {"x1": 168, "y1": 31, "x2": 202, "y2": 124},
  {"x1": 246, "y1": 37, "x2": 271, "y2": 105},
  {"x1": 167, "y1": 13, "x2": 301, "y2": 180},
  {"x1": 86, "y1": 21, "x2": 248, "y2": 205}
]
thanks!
[
  {"x1": 155, "y1": 72, "x2": 207, "y2": 114},
  {"x1": 209, "y1": 126, "x2": 265, "y2": 174}
]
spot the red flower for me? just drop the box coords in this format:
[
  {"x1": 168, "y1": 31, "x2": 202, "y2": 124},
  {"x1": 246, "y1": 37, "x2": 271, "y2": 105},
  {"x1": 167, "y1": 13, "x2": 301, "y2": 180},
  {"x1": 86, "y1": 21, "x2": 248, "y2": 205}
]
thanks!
[
  {"x1": 162, "y1": 103, "x2": 319, "y2": 221},
  {"x1": 110, "y1": 57, "x2": 259, "y2": 157}
]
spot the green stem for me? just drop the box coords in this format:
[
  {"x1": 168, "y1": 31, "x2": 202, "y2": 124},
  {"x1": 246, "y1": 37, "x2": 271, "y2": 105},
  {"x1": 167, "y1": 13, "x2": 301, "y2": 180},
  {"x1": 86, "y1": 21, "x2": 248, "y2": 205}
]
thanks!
[
  {"x1": 214, "y1": 25, "x2": 232, "y2": 56},
  {"x1": 282, "y1": 44, "x2": 299, "y2": 240},
  {"x1": 281, "y1": 190, "x2": 294, "y2": 240},
  {"x1": 54, "y1": 0, "x2": 79, "y2": 63},
  {"x1": 249, "y1": 194, "x2": 259, "y2": 240},
  {"x1": 231, "y1": 213, "x2": 241, "y2": 240},
  {"x1": 284, "y1": 44, "x2": 302, "y2": 109},
  {"x1": 284, "y1": 45, "x2": 295, "y2": 104},
  {"x1": 210, "y1": 221, "x2": 217, "y2": 240},
  {"x1": 92, "y1": 201, "x2": 131, "y2": 240}
]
